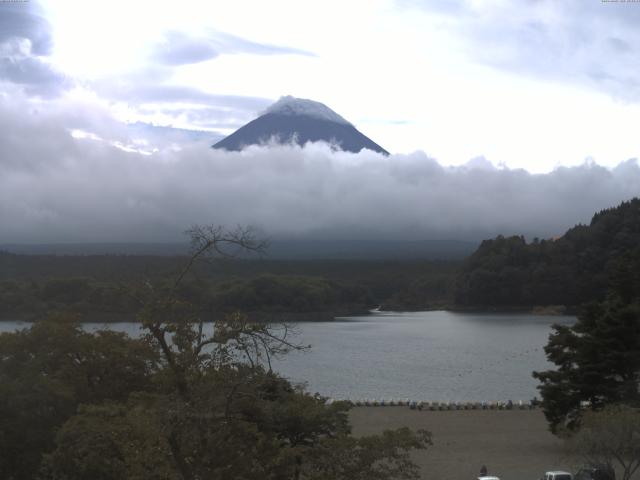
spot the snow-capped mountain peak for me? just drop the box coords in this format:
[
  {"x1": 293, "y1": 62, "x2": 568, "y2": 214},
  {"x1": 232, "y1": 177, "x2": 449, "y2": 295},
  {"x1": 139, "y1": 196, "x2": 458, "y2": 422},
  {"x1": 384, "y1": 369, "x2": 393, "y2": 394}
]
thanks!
[
  {"x1": 263, "y1": 96, "x2": 352, "y2": 125},
  {"x1": 213, "y1": 96, "x2": 388, "y2": 155}
]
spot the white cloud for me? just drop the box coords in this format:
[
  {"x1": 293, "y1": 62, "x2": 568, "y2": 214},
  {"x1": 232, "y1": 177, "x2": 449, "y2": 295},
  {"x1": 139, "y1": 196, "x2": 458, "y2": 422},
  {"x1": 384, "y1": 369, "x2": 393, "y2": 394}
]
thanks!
[
  {"x1": 18, "y1": 0, "x2": 637, "y2": 172},
  {"x1": 151, "y1": 30, "x2": 314, "y2": 66},
  {"x1": 399, "y1": 0, "x2": 640, "y2": 100},
  {"x1": 1, "y1": 94, "x2": 638, "y2": 245}
]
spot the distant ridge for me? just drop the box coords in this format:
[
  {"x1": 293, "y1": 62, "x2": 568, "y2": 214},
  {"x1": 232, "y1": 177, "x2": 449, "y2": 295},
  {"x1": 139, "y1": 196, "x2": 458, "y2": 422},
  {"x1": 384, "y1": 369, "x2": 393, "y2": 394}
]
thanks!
[{"x1": 213, "y1": 96, "x2": 389, "y2": 155}]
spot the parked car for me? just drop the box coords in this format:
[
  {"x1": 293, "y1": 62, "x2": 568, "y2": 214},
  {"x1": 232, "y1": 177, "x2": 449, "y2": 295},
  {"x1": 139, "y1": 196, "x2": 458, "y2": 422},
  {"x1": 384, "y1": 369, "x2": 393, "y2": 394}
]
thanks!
[
  {"x1": 478, "y1": 476, "x2": 500, "y2": 480},
  {"x1": 542, "y1": 471, "x2": 573, "y2": 480},
  {"x1": 575, "y1": 465, "x2": 615, "y2": 480}
]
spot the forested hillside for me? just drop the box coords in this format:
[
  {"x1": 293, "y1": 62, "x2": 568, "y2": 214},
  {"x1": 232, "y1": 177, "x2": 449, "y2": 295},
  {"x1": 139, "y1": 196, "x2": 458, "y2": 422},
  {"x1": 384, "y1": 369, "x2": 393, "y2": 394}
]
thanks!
[{"x1": 454, "y1": 198, "x2": 640, "y2": 308}]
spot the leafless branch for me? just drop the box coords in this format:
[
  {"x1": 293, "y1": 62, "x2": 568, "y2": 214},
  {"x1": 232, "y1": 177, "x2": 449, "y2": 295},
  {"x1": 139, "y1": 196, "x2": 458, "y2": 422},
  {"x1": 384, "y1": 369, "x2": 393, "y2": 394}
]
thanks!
[{"x1": 174, "y1": 224, "x2": 268, "y2": 289}]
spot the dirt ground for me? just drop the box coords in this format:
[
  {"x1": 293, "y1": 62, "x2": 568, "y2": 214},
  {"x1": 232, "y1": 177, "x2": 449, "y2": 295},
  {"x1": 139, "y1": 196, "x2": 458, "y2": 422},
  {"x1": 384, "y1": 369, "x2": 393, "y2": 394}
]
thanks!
[{"x1": 349, "y1": 407, "x2": 578, "y2": 480}]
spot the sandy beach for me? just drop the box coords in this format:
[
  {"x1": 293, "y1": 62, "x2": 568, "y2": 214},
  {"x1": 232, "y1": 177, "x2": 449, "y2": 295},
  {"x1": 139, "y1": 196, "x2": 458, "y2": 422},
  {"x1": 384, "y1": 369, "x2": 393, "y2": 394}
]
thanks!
[{"x1": 349, "y1": 407, "x2": 578, "y2": 480}]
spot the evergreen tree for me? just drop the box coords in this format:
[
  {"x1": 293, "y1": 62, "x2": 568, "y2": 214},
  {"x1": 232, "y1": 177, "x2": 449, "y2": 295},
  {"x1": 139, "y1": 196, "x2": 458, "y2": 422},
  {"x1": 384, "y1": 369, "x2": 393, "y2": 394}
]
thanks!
[{"x1": 533, "y1": 249, "x2": 640, "y2": 433}]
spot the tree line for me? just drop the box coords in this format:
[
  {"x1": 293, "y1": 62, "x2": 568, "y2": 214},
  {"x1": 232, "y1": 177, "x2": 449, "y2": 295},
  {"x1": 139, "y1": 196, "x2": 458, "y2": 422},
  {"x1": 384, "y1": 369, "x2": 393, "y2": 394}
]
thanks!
[
  {"x1": 0, "y1": 254, "x2": 457, "y2": 319},
  {"x1": 0, "y1": 274, "x2": 372, "y2": 320}
]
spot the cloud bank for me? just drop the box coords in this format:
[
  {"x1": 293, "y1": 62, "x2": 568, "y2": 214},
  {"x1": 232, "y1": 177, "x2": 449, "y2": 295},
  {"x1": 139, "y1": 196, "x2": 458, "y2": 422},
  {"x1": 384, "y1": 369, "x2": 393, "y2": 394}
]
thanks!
[{"x1": 1, "y1": 94, "x2": 638, "y2": 245}]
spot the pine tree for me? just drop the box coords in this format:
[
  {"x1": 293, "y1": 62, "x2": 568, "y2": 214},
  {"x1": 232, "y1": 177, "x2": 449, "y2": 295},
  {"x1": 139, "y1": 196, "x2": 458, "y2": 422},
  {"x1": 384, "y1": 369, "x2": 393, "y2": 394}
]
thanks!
[{"x1": 533, "y1": 249, "x2": 640, "y2": 433}]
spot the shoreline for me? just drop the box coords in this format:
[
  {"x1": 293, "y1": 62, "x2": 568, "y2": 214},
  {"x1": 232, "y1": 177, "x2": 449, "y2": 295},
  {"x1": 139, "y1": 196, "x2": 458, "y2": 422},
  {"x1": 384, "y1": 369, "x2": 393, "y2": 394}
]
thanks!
[
  {"x1": 335, "y1": 400, "x2": 540, "y2": 410},
  {"x1": 0, "y1": 306, "x2": 575, "y2": 323},
  {"x1": 0, "y1": 309, "x2": 366, "y2": 323},
  {"x1": 377, "y1": 304, "x2": 577, "y2": 316}
]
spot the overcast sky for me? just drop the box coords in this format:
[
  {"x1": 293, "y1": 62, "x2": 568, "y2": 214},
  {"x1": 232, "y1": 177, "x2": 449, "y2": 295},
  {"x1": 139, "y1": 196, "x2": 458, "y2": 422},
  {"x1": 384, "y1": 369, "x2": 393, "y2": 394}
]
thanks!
[{"x1": 1, "y1": 0, "x2": 639, "y2": 244}]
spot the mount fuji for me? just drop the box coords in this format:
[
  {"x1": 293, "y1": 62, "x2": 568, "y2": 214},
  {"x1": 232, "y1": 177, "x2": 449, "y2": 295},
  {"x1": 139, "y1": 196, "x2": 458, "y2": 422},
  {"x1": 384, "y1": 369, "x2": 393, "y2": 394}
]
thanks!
[{"x1": 212, "y1": 96, "x2": 389, "y2": 155}]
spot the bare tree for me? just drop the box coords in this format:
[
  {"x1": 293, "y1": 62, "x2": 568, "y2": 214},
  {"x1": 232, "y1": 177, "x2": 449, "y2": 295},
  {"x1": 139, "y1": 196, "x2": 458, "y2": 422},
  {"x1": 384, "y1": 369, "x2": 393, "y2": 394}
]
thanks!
[
  {"x1": 134, "y1": 224, "x2": 305, "y2": 395},
  {"x1": 129, "y1": 225, "x2": 306, "y2": 480},
  {"x1": 174, "y1": 224, "x2": 269, "y2": 288}
]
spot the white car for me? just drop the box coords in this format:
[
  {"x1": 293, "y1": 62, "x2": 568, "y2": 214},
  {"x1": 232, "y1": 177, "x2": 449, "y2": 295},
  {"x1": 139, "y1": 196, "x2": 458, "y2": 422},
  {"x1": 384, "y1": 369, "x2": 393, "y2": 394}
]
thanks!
[
  {"x1": 543, "y1": 471, "x2": 573, "y2": 480},
  {"x1": 479, "y1": 476, "x2": 500, "y2": 480}
]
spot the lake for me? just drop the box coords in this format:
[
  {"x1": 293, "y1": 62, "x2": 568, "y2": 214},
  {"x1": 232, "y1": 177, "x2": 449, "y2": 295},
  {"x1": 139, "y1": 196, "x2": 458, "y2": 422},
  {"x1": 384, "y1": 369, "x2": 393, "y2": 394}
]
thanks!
[{"x1": 0, "y1": 311, "x2": 573, "y2": 402}]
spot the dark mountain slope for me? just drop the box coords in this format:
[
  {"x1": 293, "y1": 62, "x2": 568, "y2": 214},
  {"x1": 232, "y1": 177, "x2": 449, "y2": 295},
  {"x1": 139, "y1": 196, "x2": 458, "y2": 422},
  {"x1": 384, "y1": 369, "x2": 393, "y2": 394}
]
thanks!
[
  {"x1": 213, "y1": 96, "x2": 388, "y2": 154},
  {"x1": 213, "y1": 112, "x2": 388, "y2": 154}
]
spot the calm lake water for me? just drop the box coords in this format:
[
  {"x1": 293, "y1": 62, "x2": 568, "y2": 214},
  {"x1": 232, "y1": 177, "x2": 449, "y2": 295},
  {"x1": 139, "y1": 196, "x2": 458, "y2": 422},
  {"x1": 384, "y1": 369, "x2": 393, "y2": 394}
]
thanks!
[{"x1": 0, "y1": 311, "x2": 574, "y2": 402}]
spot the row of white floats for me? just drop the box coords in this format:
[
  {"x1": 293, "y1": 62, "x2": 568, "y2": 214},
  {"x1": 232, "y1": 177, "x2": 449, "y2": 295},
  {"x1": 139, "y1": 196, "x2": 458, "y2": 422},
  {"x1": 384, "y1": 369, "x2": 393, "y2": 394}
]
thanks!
[{"x1": 325, "y1": 398, "x2": 539, "y2": 410}]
